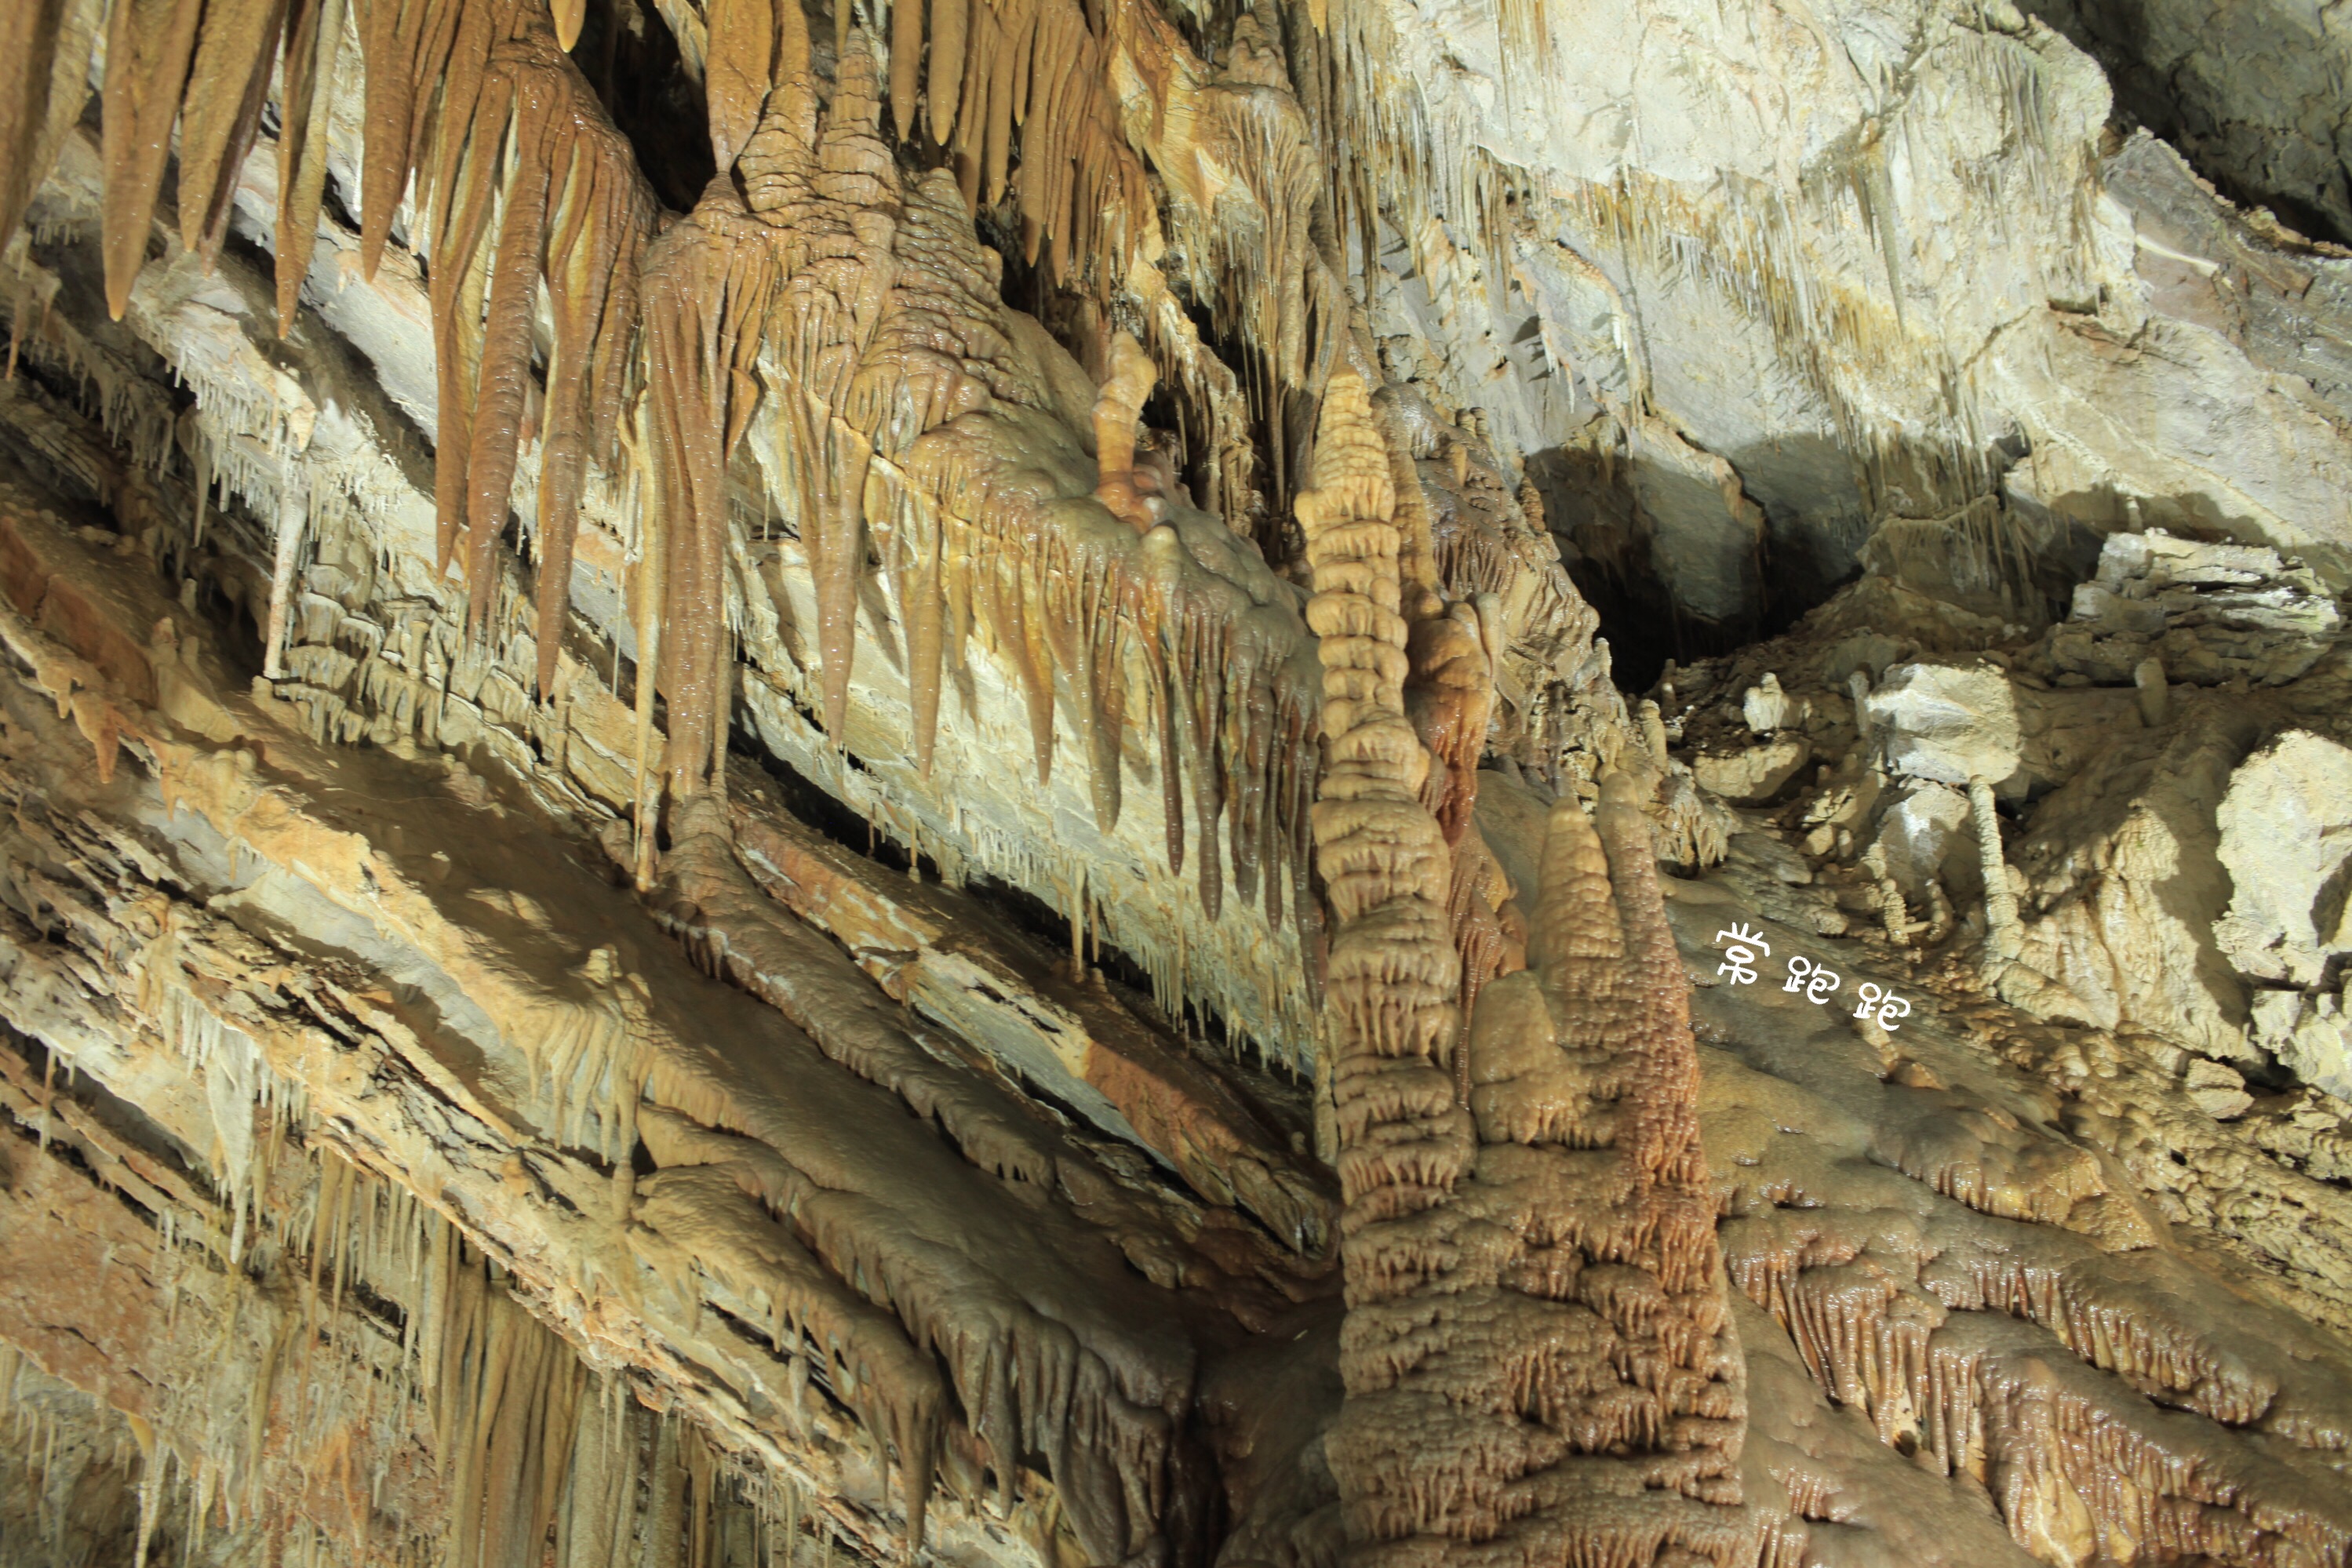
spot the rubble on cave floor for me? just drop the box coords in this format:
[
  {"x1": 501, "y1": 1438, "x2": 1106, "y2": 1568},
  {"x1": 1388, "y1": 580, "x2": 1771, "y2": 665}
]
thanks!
[{"x1": 1647, "y1": 528, "x2": 2352, "y2": 1325}]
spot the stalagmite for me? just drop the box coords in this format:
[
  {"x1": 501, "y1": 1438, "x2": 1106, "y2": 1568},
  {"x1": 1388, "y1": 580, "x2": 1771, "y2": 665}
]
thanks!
[
  {"x1": 2134, "y1": 653, "x2": 2169, "y2": 727},
  {"x1": 1093, "y1": 332, "x2": 1160, "y2": 531},
  {"x1": 1303, "y1": 368, "x2": 1751, "y2": 1568},
  {"x1": 263, "y1": 476, "x2": 308, "y2": 680},
  {"x1": 1969, "y1": 775, "x2": 2021, "y2": 963}
]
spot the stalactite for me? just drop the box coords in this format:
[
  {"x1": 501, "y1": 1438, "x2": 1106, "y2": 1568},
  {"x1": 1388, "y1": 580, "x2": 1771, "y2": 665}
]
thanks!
[
  {"x1": 871, "y1": 0, "x2": 1149, "y2": 297},
  {"x1": 178, "y1": 0, "x2": 288, "y2": 268},
  {"x1": 0, "y1": 0, "x2": 99, "y2": 260},
  {"x1": 708, "y1": 0, "x2": 777, "y2": 173},
  {"x1": 927, "y1": 0, "x2": 967, "y2": 147},
  {"x1": 98, "y1": 0, "x2": 206, "y2": 321},
  {"x1": 274, "y1": 0, "x2": 350, "y2": 335},
  {"x1": 630, "y1": 25, "x2": 1320, "y2": 943},
  {"x1": 639, "y1": 201, "x2": 774, "y2": 799},
  {"x1": 1120, "y1": 6, "x2": 1344, "y2": 528}
]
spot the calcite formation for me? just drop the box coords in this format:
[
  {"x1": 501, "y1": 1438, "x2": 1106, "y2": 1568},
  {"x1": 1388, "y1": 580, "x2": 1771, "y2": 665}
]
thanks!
[{"x1": 4, "y1": 1, "x2": 2352, "y2": 1566}]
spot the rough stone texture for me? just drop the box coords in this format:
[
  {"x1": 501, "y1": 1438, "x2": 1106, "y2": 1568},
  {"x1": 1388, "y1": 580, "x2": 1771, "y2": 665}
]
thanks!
[
  {"x1": 2252, "y1": 989, "x2": 2352, "y2": 1101},
  {"x1": 2053, "y1": 529, "x2": 2343, "y2": 686},
  {"x1": 1690, "y1": 733, "x2": 1810, "y2": 805},
  {"x1": 1863, "y1": 663, "x2": 2023, "y2": 790},
  {"x1": 1336, "y1": 0, "x2": 2352, "y2": 637},
  {"x1": 1868, "y1": 782, "x2": 1976, "y2": 903},
  {"x1": 2030, "y1": 0, "x2": 2352, "y2": 245},
  {"x1": 2213, "y1": 730, "x2": 2352, "y2": 988}
]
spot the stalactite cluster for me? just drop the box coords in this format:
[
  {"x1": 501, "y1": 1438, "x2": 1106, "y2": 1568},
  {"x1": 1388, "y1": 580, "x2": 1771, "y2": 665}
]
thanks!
[{"x1": 637, "y1": 20, "x2": 1328, "y2": 954}]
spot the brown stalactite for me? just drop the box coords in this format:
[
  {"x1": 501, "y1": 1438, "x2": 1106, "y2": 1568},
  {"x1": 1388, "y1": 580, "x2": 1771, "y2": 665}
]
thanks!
[
  {"x1": 355, "y1": 0, "x2": 426, "y2": 275},
  {"x1": 274, "y1": 0, "x2": 349, "y2": 335},
  {"x1": 98, "y1": 0, "x2": 206, "y2": 321},
  {"x1": 889, "y1": 0, "x2": 923, "y2": 141},
  {"x1": 927, "y1": 0, "x2": 968, "y2": 150},
  {"x1": 0, "y1": 0, "x2": 80, "y2": 256},
  {"x1": 177, "y1": 0, "x2": 289, "y2": 268},
  {"x1": 707, "y1": 0, "x2": 778, "y2": 174},
  {"x1": 464, "y1": 65, "x2": 559, "y2": 641},
  {"x1": 642, "y1": 198, "x2": 772, "y2": 799}
]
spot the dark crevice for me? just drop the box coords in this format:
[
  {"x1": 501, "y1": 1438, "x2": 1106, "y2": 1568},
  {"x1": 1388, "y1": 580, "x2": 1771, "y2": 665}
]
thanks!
[
  {"x1": 2026, "y1": 1, "x2": 2352, "y2": 249},
  {"x1": 583, "y1": 0, "x2": 718, "y2": 214}
]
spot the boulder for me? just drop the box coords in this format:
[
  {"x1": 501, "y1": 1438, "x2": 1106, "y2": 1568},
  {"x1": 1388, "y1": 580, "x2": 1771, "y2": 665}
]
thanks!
[
  {"x1": 2007, "y1": 709, "x2": 2260, "y2": 1062},
  {"x1": 1869, "y1": 782, "x2": 1976, "y2": 901},
  {"x1": 2213, "y1": 731, "x2": 2352, "y2": 987},
  {"x1": 2185, "y1": 1058, "x2": 2254, "y2": 1120},
  {"x1": 1741, "y1": 673, "x2": 1790, "y2": 735},
  {"x1": 1691, "y1": 734, "x2": 1810, "y2": 804},
  {"x1": 2049, "y1": 532, "x2": 2341, "y2": 686},
  {"x1": 1816, "y1": 631, "x2": 1902, "y2": 689},
  {"x1": 1863, "y1": 662, "x2": 2022, "y2": 788}
]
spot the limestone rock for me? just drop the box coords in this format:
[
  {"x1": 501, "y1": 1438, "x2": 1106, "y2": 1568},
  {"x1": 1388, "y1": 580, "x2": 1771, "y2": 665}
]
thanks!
[
  {"x1": 2050, "y1": 531, "x2": 2342, "y2": 687},
  {"x1": 2252, "y1": 989, "x2": 2352, "y2": 1101},
  {"x1": 2213, "y1": 730, "x2": 2352, "y2": 986},
  {"x1": 1864, "y1": 662, "x2": 2023, "y2": 788},
  {"x1": 2031, "y1": 3, "x2": 2352, "y2": 246},
  {"x1": 1742, "y1": 671, "x2": 1789, "y2": 733},
  {"x1": 2186, "y1": 1058, "x2": 2254, "y2": 1120},
  {"x1": 1818, "y1": 631, "x2": 1902, "y2": 689},
  {"x1": 1691, "y1": 732, "x2": 1810, "y2": 803},
  {"x1": 1869, "y1": 782, "x2": 1976, "y2": 902},
  {"x1": 2009, "y1": 709, "x2": 2259, "y2": 1061},
  {"x1": 11, "y1": 0, "x2": 2352, "y2": 1563}
]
